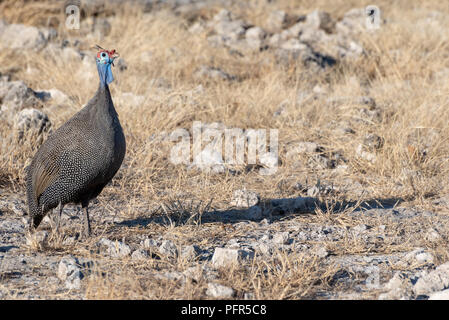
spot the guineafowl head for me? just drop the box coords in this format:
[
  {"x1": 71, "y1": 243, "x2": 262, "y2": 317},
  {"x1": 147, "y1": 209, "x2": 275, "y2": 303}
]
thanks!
[{"x1": 95, "y1": 46, "x2": 119, "y2": 87}]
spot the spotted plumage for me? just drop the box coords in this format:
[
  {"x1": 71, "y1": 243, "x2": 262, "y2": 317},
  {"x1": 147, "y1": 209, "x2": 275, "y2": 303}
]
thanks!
[{"x1": 26, "y1": 46, "x2": 126, "y2": 237}]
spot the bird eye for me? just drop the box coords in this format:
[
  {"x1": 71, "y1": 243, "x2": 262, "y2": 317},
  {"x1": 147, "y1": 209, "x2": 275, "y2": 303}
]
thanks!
[{"x1": 101, "y1": 52, "x2": 107, "y2": 58}]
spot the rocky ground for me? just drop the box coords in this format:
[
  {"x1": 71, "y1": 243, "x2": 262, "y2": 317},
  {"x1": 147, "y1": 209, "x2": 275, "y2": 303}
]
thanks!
[
  {"x1": 1, "y1": 190, "x2": 449, "y2": 299},
  {"x1": 1, "y1": 0, "x2": 449, "y2": 299}
]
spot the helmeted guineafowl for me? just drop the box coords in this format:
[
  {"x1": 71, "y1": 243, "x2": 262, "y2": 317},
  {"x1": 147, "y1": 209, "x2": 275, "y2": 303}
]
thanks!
[{"x1": 26, "y1": 46, "x2": 126, "y2": 238}]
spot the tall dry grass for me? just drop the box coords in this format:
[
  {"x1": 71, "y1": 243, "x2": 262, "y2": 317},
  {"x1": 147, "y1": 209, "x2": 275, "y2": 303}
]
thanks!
[{"x1": 0, "y1": 0, "x2": 448, "y2": 299}]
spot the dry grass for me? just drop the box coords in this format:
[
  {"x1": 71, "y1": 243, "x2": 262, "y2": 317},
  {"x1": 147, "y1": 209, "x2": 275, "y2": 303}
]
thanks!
[{"x1": 0, "y1": 0, "x2": 449, "y2": 299}]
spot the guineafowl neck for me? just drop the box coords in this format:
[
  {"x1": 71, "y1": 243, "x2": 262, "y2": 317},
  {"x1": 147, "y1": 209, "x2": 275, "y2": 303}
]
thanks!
[{"x1": 94, "y1": 83, "x2": 118, "y2": 118}]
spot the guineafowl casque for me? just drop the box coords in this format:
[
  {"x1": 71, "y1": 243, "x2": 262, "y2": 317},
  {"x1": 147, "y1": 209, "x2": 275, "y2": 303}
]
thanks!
[{"x1": 26, "y1": 46, "x2": 126, "y2": 238}]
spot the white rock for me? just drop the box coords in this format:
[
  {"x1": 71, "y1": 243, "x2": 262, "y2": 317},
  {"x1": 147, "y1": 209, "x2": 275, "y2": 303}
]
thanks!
[
  {"x1": 213, "y1": 9, "x2": 233, "y2": 22},
  {"x1": 57, "y1": 255, "x2": 82, "y2": 290},
  {"x1": 413, "y1": 262, "x2": 449, "y2": 296},
  {"x1": 181, "y1": 245, "x2": 201, "y2": 261},
  {"x1": 159, "y1": 240, "x2": 178, "y2": 258},
  {"x1": 425, "y1": 228, "x2": 442, "y2": 242},
  {"x1": 0, "y1": 81, "x2": 44, "y2": 118},
  {"x1": 266, "y1": 10, "x2": 288, "y2": 31},
  {"x1": 336, "y1": 8, "x2": 374, "y2": 35},
  {"x1": 315, "y1": 246, "x2": 329, "y2": 258},
  {"x1": 305, "y1": 10, "x2": 335, "y2": 32},
  {"x1": 404, "y1": 248, "x2": 434, "y2": 265},
  {"x1": 155, "y1": 271, "x2": 185, "y2": 282},
  {"x1": 280, "y1": 38, "x2": 308, "y2": 51},
  {"x1": 206, "y1": 282, "x2": 235, "y2": 298},
  {"x1": 273, "y1": 231, "x2": 290, "y2": 245},
  {"x1": 143, "y1": 238, "x2": 158, "y2": 248},
  {"x1": 0, "y1": 21, "x2": 48, "y2": 50},
  {"x1": 246, "y1": 27, "x2": 266, "y2": 41},
  {"x1": 245, "y1": 27, "x2": 266, "y2": 49},
  {"x1": 14, "y1": 108, "x2": 51, "y2": 140},
  {"x1": 44, "y1": 88, "x2": 71, "y2": 105},
  {"x1": 378, "y1": 272, "x2": 413, "y2": 300},
  {"x1": 257, "y1": 242, "x2": 272, "y2": 256},
  {"x1": 131, "y1": 249, "x2": 149, "y2": 260},
  {"x1": 293, "y1": 141, "x2": 321, "y2": 154},
  {"x1": 98, "y1": 238, "x2": 131, "y2": 258},
  {"x1": 230, "y1": 189, "x2": 260, "y2": 208},
  {"x1": 211, "y1": 247, "x2": 254, "y2": 268},
  {"x1": 428, "y1": 289, "x2": 449, "y2": 300},
  {"x1": 356, "y1": 144, "x2": 377, "y2": 163}
]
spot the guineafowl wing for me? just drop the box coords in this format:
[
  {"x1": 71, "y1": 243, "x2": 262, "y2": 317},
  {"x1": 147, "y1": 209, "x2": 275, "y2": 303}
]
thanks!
[{"x1": 33, "y1": 149, "x2": 61, "y2": 201}]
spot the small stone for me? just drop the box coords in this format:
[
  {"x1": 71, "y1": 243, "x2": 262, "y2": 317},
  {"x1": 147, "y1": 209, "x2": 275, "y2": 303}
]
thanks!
[
  {"x1": 131, "y1": 249, "x2": 149, "y2": 260},
  {"x1": 307, "y1": 186, "x2": 320, "y2": 197},
  {"x1": 305, "y1": 10, "x2": 335, "y2": 33},
  {"x1": 294, "y1": 142, "x2": 322, "y2": 153},
  {"x1": 404, "y1": 248, "x2": 434, "y2": 265},
  {"x1": 57, "y1": 255, "x2": 82, "y2": 290},
  {"x1": 425, "y1": 228, "x2": 441, "y2": 242},
  {"x1": 245, "y1": 27, "x2": 266, "y2": 49},
  {"x1": 266, "y1": 10, "x2": 288, "y2": 31},
  {"x1": 14, "y1": 108, "x2": 51, "y2": 141},
  {"x1": 356, "y1": 144, "x2": 377, "y2": 163},
  {"x1": 273, "y1": 232, "x2": 290, "y2": 245},
  {"x1": 413, "y1": 262, "x2": 449, "y2": 296},
  {"x1": 159, "y1": 240, "x2": 178, "y2": 258},
  {"x1": 181, "y1": 245, "x2": 201, "y2": 261},
  {"x1": 0, "y1": 22, "x2": 48, "y2": 50},
  {"x1": 143, "y1": 238, "x2": 158, "y2": 248},
  {"x1": 0, "y1": 81, "x2": 45, "y2": 119},
  {"x1": 378, "y1": 272, "x2": 413, "y2": 300},
  {"x1": 97, "y1": 238, "x2": 131, "y2": 258},
  {"x1": 206, "y1": 282, "x2": 235, "y2": 298},
  {"x1": 314, "y1": 246, "x2": 329, "y2": 258},
  {"x1": 230, "y1": 189, "x2": 260, "y2": 208},
  {"x1": 211, "y1": 247, "x2": 254, "y2": 268},
  {"x1": 257, "y1": 242, "x2": 272, "y2": 256},
  {"x1": 351, "y1": 224, "x2": 368, "y2": 235},
  {"x1": 363, "y1": 134, "x2": 384, "y2": 150}
]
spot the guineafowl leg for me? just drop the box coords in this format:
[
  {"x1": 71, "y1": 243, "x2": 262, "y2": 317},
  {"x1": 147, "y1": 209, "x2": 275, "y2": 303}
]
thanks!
[
  {"x1": 81, "y1": 202, "x2": 91, "y2": 238},
  {"x1": 54, "y1": 202, "x2": 64, "y2": 234}
]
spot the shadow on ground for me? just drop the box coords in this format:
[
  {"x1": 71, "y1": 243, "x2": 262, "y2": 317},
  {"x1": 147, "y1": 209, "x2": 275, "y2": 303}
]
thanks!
[{"x1": 116, "y1": 196, "x2": 405, "y2": 228}]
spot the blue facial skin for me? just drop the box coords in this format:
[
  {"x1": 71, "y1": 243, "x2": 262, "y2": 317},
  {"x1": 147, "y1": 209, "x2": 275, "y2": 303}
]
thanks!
[{"x1": 96, "y1": 53, "x2": 114, "y2": 87}]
